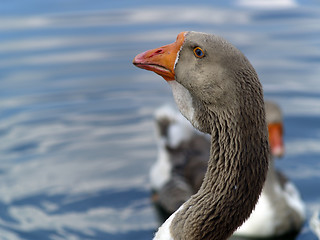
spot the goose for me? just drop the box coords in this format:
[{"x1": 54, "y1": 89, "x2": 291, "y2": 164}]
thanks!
[
  {"x1": 151, "y1": 104, "x2": 210, "y2": 216},
  {"x1": 151, "y1": 102, "x2": 305, "y2": 238},
  {"x1": 133, "y1": 31, "x2": 270, "y2": 240}
]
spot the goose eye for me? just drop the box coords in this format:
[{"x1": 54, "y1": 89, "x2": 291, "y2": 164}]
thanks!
[{"x1": 193, "y1": 47, "x2": 204, "y2": 58}]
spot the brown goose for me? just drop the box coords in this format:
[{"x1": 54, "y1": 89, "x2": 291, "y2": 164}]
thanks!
[
  {"x1": 151, "y1": 102, "x2": 305, "y2": 238},
  {"x1": 133, "y1": 31, "x2": 269, "y2": 240}
]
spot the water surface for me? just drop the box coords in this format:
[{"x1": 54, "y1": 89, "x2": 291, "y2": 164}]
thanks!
[{"x1": 0, "y1": 1, "x2": 320, "y2": 239}]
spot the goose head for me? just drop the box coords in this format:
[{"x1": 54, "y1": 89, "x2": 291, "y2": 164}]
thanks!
[{"x1": 134, "y1": 31, "x2": 264, "y2": 134}]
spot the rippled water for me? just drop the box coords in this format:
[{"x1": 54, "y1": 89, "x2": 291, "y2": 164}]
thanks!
[{"x1": 0, "y1": 1, "x2": 320, "y2": 239}]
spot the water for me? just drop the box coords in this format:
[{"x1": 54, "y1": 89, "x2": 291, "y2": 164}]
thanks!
[{"x1": 0, "y1": 1, "x2": 320, "y2": 239}]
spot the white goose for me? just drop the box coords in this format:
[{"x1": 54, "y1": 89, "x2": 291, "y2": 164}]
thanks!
[
  {"x1": 133, "y1": 31, "x2": 269, "y2": 240},
  {"x1": 151, "y1": 104, "x2": 209, "y2": 215}
]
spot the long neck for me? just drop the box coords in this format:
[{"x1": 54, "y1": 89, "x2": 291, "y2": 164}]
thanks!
[{"x1": 169, "y1": 110, "x2": 269, "y2": 240}]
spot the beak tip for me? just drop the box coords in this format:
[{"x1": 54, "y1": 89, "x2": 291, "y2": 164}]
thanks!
[
  {"x1": 132, "y1": 51, "x2": 146, "y2": 65},
  {"x1": 132, "y1": 58, "x2": 137, "y2": 65},
  {"x1": 271, "y1": 146, "x2": 285, "y2": 158}
]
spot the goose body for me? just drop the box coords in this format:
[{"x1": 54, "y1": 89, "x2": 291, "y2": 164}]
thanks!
[
  {"x1": 152, "y1": 102, "x2": 305, "y2": 237},
  {"x1": 133, "y1": 31, "x2": 270, "y2": 240}
]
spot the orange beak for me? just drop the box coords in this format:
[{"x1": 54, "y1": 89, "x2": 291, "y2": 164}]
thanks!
[
  {"x1": 268, "y1": 122, "x2": 285, "y2": 158},
  {"x1": 132, "y1": 32, "x2": 186, "y2": 81}
]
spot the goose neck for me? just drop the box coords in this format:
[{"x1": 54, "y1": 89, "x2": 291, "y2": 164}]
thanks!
[{"x1": 169, "y1": 113, "x2": 269, "y2": 240}]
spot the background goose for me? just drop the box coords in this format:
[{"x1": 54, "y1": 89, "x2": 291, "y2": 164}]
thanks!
[
  {"x1": 151, "y1": 102, "x2": 305, "y2": 238},
  {"x1": 133, "y1": 31, "x2": 269, "y2": 240},
  {"x1": 151, "y1": 104, "x2": 209, "y2": 215}
]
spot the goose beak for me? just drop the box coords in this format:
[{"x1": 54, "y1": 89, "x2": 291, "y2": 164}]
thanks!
[
  {"x1": 268, "y1": 122, "x2": 285, "y2": 158},
  {"x1": 132, "y1": 32, "x2": 186, "y2": 81}
]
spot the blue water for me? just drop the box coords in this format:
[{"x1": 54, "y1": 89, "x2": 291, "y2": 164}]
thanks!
[{"x1": 0, "y1": 1, "x2": 320, "y2": 239}]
